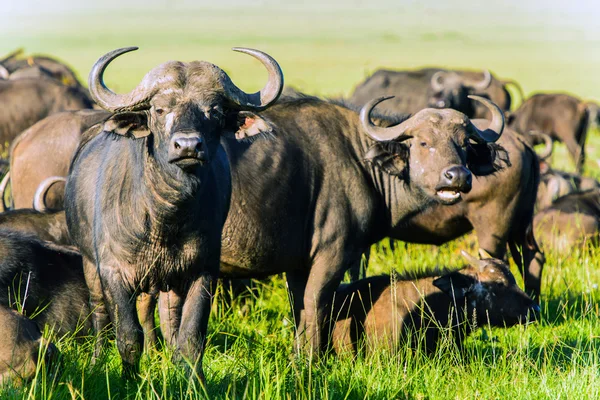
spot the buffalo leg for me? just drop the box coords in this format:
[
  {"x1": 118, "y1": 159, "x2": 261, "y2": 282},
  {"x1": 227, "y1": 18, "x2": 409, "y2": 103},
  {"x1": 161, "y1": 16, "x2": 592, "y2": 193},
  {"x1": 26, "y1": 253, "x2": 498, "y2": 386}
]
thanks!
[
  {"x1": 82, "y1": 257, "x2": 110, "y2": 361},
  {"x1": 158, "y1": 289, "x2": 183, "y2": 348},
  {"x1": 301, "y1": 255, "x2": 348, "y2": 359},
  {"x1": 177, "y1": 273, "x2": 215, "y2": 385},
  {"x1": 508, "y1": 227, "x2": 544, "y2": 300},
  {"x1": 100, "y1": 266, "x2": 143, "y2": 379},
  {"x1": 137, "y1": 293, "x2": 158, "y2": 350},
  {"x1": 286, "y1": 269, "x2": 309, "y2": 354}
]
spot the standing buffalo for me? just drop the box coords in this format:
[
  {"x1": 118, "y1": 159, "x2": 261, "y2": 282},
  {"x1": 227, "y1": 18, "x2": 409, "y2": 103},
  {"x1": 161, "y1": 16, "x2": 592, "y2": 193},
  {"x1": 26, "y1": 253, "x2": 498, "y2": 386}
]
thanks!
[
  {"x1": 332, "y1": 251, "x2": 538, "y2": 355},
  {"x1": 348, "y1": 68, "x2": 522, "y2": 119},
  {"x1": 65, "y1": 47, "x2": 284, "y2": 380},
  {"x1": 0, "y1": 78, "x2": 94, "y2": 152},
  {"x1": 207, "y1": 92, "x2": 506, "y2": 358},
  {"x1": 507, "y1": 93, "x2": 597, "y2": 173},
  {"x1": 5, "y1": 110, "x2": 109, "y2": 210}
]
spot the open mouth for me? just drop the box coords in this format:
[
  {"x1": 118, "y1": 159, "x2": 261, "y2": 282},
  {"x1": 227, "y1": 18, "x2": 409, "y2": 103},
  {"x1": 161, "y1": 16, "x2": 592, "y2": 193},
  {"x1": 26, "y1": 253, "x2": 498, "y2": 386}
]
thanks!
[{"x1": 436, "y1": 189, "x2": 461, "y2": 203}]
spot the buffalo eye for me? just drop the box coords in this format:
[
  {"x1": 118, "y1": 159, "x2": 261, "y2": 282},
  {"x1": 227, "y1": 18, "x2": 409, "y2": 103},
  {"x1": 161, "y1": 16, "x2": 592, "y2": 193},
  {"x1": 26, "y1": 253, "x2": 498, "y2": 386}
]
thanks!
[
  {"x1": 420, "y1": 141, "x2": 428, "y2": 148},
  {"x1": 155, "y1": 108, "x2": 165, "y2": 116}
]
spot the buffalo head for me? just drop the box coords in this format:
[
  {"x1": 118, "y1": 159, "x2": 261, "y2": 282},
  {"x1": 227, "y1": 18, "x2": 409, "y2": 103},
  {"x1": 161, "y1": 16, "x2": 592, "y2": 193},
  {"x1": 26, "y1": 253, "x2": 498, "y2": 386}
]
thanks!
[
  {"x1": 362, "y1": 95, "x2": 504, "y2": 205},
  {"x1": 433, "y1": 250, "x2": 539, "y2": 326},
  {"x1": 428, "y1": 70, "x2": 492, "y2": 115},
  {"x1": 89, "y1": 47, "x2": 283, "y2": 172}
]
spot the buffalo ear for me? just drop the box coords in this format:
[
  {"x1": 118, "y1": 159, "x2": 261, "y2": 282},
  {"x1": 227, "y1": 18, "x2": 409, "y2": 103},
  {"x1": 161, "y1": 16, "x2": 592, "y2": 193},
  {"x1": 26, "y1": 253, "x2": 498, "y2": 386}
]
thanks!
[
  {"x1": 103, "y1": 112, "x2": 150, "y2": 139},
  {"x1": 364, "y1": 143, "x2": 408, "y2": 176},
  {"x1": 433, "y1": 271, "x2": 475, "y2": 301},
  {"x1": 225, "y1": 111, "x2": 274, "y2": 141}
]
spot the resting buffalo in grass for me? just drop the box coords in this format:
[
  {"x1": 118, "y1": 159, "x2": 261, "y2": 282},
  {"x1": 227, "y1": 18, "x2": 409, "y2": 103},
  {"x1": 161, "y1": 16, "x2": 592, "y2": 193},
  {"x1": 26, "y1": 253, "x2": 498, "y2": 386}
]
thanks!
[
  {"x1": 0, "y1": 78, "x2": 94, "y2": 153},
  {"x1": 0, "y1": 50, "x2": 82, "y2": 87},
  {"x1": 4, "y1": 110, "x2": 109, "y2": 211},
  {"x1": 0, "y1": 305, "x2": 57, "y2": 385},
  {"x1": 534, "y1": 189, "x2": 600, "y2": 252},
  {"x1": 65, "y1": 47, "x2": 284, "y2": 380},
  {"x1": 507, "y1": 93, "x2": 598, "y2": 174},
  {"x1": 536, "y1": 159, "x2": 599, "y2": 211},
  {"x1": 0, "y1": 230, "x2": 89, "y2": 337},
  {"x1": 332, "y1": 251, "x2": 538, "y2": 355},
  {"x1": 349, "y1": 68, "x2": 522, "y2": 119}
]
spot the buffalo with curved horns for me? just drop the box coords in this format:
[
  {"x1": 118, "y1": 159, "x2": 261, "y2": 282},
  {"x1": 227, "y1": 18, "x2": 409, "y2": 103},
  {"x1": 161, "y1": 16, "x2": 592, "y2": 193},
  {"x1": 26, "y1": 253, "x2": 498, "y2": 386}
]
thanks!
[{"x1": 65, "y1": 46, "x2": 283, "y2": 381}]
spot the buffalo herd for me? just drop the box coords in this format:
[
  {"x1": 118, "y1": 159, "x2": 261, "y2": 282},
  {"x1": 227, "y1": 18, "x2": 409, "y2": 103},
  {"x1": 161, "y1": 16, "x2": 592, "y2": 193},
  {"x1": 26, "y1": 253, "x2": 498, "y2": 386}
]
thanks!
[{"x1": 0, "y1": 46, "x2": 598, "y2": 386}]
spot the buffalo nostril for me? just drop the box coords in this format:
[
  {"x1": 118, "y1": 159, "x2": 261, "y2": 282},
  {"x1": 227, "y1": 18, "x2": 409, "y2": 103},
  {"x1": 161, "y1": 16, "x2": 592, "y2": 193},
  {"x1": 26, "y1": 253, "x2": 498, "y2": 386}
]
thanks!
[
  {"x1": 444, "y1": 170, "x2": 453, "y2": 180},
  {"x1": 174, "y1": 142, "x2": 181, "y2": 150},
  {"x1": 195, "y1": 142, "x2": 203, "y2": 152}
]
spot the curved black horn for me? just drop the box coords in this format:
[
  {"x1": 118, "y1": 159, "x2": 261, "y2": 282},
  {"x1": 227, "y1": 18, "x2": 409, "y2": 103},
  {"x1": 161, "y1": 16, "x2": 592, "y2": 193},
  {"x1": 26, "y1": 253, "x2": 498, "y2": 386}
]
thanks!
[
  {"x1": 467, "y1": 95, "x2": 505, "y2": 143},
  {"x1": 33, "y1": 176, "x2": 66, "y2": 212},
  {"x1": 360, "y1": 96, "x2": 413, "y2": 142},
  {"x1": 222, "y1": 48, "x2": 284, "y2": 111},
  {"x1": 88, "y1": 47, "x2": 153, "y2": 112}
]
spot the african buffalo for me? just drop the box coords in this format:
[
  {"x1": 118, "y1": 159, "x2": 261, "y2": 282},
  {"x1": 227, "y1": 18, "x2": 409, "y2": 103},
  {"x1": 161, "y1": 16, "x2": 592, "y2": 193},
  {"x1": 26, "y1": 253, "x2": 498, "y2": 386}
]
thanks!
[
  {"x1": 348, "y1": 68, "x2": 522, "y2": 119},
  {"x1": 0, "y1": 78, "x2": 94, "y2": 153},
  {"x1": 200, "y1": 91, "x2": 507, "y2": 359},
  {"x1": 332, "y1": 251, "x2": 538, "y2": 355},
  {"x1": 0, "y1": 51, "x2": 82, "y2": 87},
  {"x1": 0, "y1": 305, "x2": 57, "y2": 385},
  {"x1": 507, "y1": 93, "x2": 597, "y2": 173},
  {"x1": 0, "y1": 230, "x2": 90, "y2": 337},
  {"x1": 5, "y1": 110, "x2": 109, "y2": 210},
  {"x1": 536, "y1": 160, "x2": 599, "y2": 210},
  {"x1": 65, "y1": 46, "x2": 284, "y2": 380},
  {"x1": 534, "y1": 189, "x2": 600, "y2": 252}
]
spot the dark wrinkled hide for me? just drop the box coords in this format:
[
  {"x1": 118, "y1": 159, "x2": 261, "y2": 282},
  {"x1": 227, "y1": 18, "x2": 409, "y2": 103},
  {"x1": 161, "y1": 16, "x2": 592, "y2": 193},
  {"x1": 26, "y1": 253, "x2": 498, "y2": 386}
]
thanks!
[
  {"x1": 348, "y1": 68, "x2": 513, "y2": 119},
  {"x1": 332, "y1": 258, "x2": 537, "y2": 355},
  {"x1": 535, "y1": 189, "x2": 600, "y2": 252},
  {"x1": 0, "y1": 230, "x2": 90, "y2": 337},
  {"x1": 508, "y1": 93, "x2": 593, "y2": 173},
  {"x1": 0, "y1": 305, "x2": 57, "y2": 385},
  {"x1": 218, "y1": 96, "x2": 504, "y2": 354},
  {"x1": 0, "y1": 79, "x2": 94, "y2": 152},
  {"x1": 332, "y1": 257, "x2": 537, "y2": 355},
  {"x1": 9, "y1": 110, "x2": 110, "y2": 210}
]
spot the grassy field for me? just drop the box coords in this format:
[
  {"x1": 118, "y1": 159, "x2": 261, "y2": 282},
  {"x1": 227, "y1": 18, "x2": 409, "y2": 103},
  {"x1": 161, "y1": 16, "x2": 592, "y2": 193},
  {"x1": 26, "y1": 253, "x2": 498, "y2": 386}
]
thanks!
[{"x1": 1, "y1": 5, "x2": 600, "y2": 399}]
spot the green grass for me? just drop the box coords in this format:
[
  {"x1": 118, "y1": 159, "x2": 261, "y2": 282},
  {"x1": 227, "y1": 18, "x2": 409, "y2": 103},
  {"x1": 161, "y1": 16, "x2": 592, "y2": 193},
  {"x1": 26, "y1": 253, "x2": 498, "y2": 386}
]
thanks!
[{"x1": 1, "y1": 6, "x2": 600, "y2": 399}]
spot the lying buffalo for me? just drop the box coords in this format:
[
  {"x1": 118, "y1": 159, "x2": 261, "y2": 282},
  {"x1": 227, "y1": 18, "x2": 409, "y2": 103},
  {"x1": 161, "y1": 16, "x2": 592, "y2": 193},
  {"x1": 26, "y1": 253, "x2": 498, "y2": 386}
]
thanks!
[
  {"x1": 348, "y1": 68, "x2": 522, "y2": 119},
  {"x1": 534, "y1": 189, "x2": 600, "y2": 252},
  {"x1": 0, "y1": 305, "x2": 57, "y2": 385},
  {"x1": 0, "y1": 230, "x2": 89, "y2": 337},
  {"x1": 332, "y1": 251, "x2": 538, "y2": 355},
  {"x1": 65, "y1": 47, "x2": 284, "y2": 380},
  {"x1": 0, "y1": 78, "x2": 94, "y2": 153},
  {"x1": 536, "y1": 160, "x2": 599, "y2": 210},
  {"x1": 0, "y1": 50, "x2": 82, "y2": 87},
  {"x1": 5, "y1": 110, "x2": 109, "y2": 210},
  {"x1": 507, "y1": 93, "x2": 597, "y2": 173}
]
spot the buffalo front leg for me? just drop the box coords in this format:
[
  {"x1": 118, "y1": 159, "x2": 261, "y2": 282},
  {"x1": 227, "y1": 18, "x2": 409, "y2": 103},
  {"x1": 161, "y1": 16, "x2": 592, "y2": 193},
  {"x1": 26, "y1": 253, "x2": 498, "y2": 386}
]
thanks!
[
  {"x1": 100, "y1": 265, "x2": 144, "y2": 379},
  {"x1": 158, "y1": 289, "x2": 183, "y2": 348},
  {"x1": 177, "y1": 273, "x2": 216, "y2": 385},
  {"x1": 82, "y1": 257, "x2": 110, "y2": 361},
  {"x1": 137, "y1": 293, "x2": 158, "y2": 350},
  {"x1": 301, "y1": 255, "x2": 347, "y2": 359},
  {"x1": 286, "y1": 269, "x2": 309, "y2": 355}
]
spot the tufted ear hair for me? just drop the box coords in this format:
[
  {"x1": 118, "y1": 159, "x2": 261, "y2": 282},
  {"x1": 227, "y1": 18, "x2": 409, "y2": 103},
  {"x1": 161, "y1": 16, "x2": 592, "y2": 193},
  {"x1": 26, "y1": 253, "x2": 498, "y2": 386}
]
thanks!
[
  {"x1": 224, "y1": 111, "x2": 275, "y2": 141},
  {"x1": 433, "y1": 270, "x2": 475, "y2": 301},
  {"x1": 103, "y1": 111, "x2": 150, "y2": 139},
  {"x1": 364, "y1": 142, "x2": 408, "y2": 176}
]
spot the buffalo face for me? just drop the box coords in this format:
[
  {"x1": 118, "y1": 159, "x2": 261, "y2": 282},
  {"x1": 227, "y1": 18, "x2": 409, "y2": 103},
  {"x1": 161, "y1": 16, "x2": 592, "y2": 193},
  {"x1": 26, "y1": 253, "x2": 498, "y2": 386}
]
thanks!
[
  {"x1": 361, "y1": 95, "x2": 504, "y2": 205},
  {"x1": 89, "y1": 47, "x2": 283, "y2": 174},
  {"x1": 428, "y1": 70, "x2": 493, "y2": 116}
]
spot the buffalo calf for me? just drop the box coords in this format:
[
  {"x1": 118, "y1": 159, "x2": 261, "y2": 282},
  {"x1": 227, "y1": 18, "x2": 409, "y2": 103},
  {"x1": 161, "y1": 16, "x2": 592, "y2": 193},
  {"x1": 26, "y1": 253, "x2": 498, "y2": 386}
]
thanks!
[
  {"x1": 332, "y1": 251, "x2": 538, "y2": 355},
  {"x1": 0, "y1": 306, "x2": 57, "y2": 385}
]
